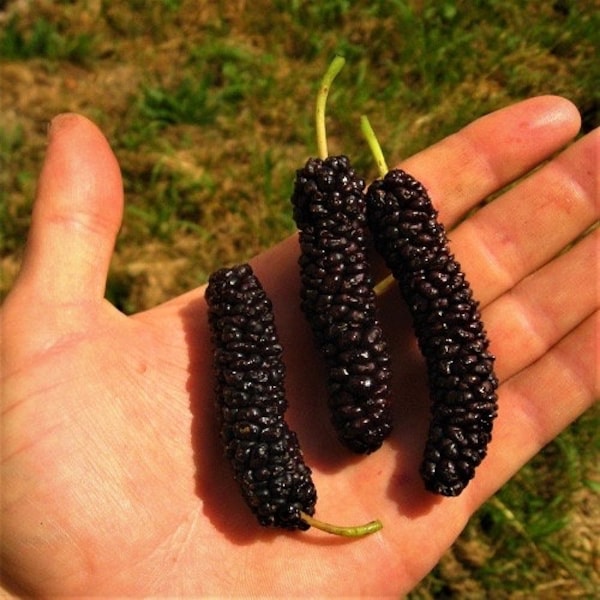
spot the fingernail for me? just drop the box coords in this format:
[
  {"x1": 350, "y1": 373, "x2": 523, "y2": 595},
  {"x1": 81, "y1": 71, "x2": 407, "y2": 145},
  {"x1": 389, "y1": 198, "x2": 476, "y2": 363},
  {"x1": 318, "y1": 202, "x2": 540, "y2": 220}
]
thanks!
[
  {"x1": 530, "y1": 96, "x2": 581, "y2": 131},
  {"x1": 48, "y1": 113, "x2": 78, "y2": 139}
]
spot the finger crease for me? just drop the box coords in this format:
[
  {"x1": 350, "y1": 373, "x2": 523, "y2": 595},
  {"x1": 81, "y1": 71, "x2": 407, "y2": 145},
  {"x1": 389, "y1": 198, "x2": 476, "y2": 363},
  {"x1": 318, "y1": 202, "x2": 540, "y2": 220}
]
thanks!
[{"x1": 455, "y1": 220, "x2": 518, "y2": 303}]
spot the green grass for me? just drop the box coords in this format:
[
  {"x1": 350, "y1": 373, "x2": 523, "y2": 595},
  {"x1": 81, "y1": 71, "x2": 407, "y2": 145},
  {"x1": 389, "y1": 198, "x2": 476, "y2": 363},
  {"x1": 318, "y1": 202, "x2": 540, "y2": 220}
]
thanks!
[
  {"x1": 0, "y1": 0, "x2": 598, "y2": 595},
  {"x1": 0, "y1": 14, "x2": 96, "y2": 63}
]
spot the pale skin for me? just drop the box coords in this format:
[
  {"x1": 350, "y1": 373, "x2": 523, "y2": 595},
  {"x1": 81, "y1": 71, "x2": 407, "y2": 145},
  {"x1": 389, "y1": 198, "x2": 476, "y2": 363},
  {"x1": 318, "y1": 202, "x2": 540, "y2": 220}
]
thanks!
[{"x1": 0, "y1": 96, "x2": 598, "y2": 597}]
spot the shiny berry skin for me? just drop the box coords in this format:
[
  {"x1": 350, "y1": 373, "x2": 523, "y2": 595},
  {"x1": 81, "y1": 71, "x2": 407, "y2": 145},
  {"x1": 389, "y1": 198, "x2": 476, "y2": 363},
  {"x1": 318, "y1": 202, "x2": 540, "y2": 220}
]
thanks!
[
  {"x1": 366, "y1": 169, "x2": 498, "y2": 496},
  {"x1": 291, "y1": 155, "x2": 393, "y2": 454},
  {"x1": 206, "y1": 263, "x2": 317, "y2": 528}
]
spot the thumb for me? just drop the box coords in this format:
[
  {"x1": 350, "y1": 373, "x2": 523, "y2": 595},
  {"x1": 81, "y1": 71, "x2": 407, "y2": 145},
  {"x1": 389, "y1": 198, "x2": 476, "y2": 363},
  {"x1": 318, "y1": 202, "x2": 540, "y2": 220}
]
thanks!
[{"x1": 15, "y1": 113, "x2": 124, "y2": 305}]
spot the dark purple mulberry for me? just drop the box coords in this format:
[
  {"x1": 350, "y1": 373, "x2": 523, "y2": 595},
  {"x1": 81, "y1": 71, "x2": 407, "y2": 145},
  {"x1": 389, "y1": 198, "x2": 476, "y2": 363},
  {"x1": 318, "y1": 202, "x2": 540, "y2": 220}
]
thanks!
[
  {"x1": 365, "y1": 169, "x2": 498, "y2": 496},
  {"x1": 291, "y1": 155, "x2": 393, "y2": 454},
  {"x1": 205, "y1": 263, "x2": 317, "y2": 529}
]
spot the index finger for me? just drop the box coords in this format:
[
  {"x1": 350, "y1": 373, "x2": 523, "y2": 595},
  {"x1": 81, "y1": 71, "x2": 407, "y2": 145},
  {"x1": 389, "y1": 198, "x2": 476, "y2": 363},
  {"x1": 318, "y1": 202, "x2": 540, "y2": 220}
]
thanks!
[{"x1": 398, "y1": 95, "x2": 582, "y2": 227}]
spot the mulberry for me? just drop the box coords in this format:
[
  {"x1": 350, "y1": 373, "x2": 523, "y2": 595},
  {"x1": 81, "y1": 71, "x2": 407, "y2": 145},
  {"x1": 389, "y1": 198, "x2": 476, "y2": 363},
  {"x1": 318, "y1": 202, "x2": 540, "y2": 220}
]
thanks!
[
  {"x1": 206, "y1": 263, "x2": 317, "y2": 530},
  {"x1": 365, "y1": 169, "x2": 498, "y2": 496},
  {"x1": 205, "y1": 263, "x2": 383, "y2": 537},
  {"x1": 291, "y1": 155, "x2": 393, "y2": 453},
  {"x1": 290, "y1": 56, "x2": 393, "y2": 454}
]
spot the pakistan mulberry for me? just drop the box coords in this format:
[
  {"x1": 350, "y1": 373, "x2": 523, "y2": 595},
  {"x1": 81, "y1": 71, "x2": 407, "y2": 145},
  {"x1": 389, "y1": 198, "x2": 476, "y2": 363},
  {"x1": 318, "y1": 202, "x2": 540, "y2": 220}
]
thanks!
[
  {"x1": 205, "y1": 262, "x2": 383, "y2": 537},
  {"x1": 290, "y1": 56, "x2": 393, "y2": 455},
  {"x1": 291, "y1": 155, "x2": 393, "y2": 454},
  {"x1": 205, "y1": 263, "x2": 317, "y2": 530},
  {"x1": 365, "y1": 168, "x2": 498, "y2": 496}
]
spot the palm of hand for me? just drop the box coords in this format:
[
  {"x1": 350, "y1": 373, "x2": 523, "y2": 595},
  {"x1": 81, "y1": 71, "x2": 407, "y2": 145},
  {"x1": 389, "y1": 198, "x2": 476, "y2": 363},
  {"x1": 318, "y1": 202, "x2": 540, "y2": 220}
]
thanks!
[
  {"x1": 1, "y1": 98, "x2": 597, "y2": 597},
  {"x1": 2, "y1": 278, "x2": 416, "y2": 596},
  {"x1": 2, "y1": 261, "x2": 433, "y2": 596}
]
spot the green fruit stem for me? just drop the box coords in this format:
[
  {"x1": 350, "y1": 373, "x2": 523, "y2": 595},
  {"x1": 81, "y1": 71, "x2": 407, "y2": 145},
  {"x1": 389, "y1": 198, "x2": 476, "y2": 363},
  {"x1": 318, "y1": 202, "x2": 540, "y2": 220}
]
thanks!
[
  {"x1": 315, "y1": 55, "x2": 346, "y2": 160},
  {"x1": 373, "y1": 273, "x2": 395, "y2": 296},
  {"x1": 361, "y1": 114, "x2": 395, "y2": 296},
  {"x1": 299, "y1": 511, "x2": 383, "y2": 538},
  {"x1": 360, "y1": 115, "x2": 388, "y2": 177}
]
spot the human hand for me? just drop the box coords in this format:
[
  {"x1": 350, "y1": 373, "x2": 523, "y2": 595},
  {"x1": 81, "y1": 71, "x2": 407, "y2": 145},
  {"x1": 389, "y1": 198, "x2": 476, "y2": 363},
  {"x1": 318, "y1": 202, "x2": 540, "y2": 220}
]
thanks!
[{"x1": 1, "y1": 98, "x2": 597, "y2": 597}]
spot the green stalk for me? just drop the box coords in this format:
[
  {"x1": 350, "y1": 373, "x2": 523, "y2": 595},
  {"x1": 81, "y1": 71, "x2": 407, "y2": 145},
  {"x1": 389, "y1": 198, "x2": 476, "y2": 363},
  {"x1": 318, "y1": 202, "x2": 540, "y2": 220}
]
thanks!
[
  {"x1": 360, "y1": 115, "x2": 388, "y2": 177},
  {"x1": 315, "y1": 55, "x2": 346, "y2": 160},
  {"x1": 362, "y1": 114, "x2": 395, "y2": 296},
  {"x1": 373, "y1": 273, "x2": 395, "y2": 296},
  {"x1": 300, "y1": 511, "x2": 383, "y2": 538}
]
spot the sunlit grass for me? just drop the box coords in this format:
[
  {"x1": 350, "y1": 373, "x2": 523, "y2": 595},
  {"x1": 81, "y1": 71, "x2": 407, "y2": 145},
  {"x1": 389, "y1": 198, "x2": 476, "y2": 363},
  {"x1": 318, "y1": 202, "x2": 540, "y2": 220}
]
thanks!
[{"x1": 0, "y1": 1, "x2": 598, "y2": 595}]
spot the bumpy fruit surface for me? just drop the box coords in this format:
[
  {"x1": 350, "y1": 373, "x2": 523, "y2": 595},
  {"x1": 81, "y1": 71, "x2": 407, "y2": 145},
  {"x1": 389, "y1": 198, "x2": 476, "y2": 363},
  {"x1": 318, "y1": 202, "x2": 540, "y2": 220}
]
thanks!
[
  {"x1": 366, "y1": 169, "x2": 498, "y2": 496},
  {"x1": 205, "y1": 263, "x2": 317, "y2": 529},
  {"x1": 292, "y1": 155, "x2": 393, "y2": 454}
]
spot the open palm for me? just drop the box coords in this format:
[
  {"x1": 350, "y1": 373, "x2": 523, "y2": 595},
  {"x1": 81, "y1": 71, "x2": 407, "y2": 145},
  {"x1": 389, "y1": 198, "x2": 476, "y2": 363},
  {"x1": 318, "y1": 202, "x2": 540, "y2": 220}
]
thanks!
[{"x1": 1, "y1": 97, "x2": 597, "y2": 597}]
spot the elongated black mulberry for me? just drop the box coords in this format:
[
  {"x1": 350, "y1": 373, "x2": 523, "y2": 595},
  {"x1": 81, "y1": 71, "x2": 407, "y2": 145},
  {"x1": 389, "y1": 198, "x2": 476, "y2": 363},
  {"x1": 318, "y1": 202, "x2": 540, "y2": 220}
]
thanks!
[
  {"x1": 205, "y1": 263, "x2": 317, "y2": 529},
  {"x1": 291, "y1": 155, "x2": 393, "y2": 454},
  {"x1": 365, "y1": 169, "x2": 498, "y2": 496}
]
